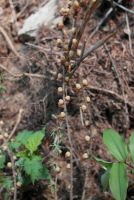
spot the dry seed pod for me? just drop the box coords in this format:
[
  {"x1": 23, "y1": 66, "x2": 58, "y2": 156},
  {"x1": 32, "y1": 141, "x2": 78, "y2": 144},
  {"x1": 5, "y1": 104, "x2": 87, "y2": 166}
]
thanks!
[
  {"x1": 56, "y1": 166, "x2": 61, "y2": 173},
  {"x1": 0, "y1": 120, "x2": 4, "y2": 126},
  {"x1": 64, "y1": 8, "x2": 70, "y2": 15},
  {"x1": 73, "y1": 1, "x2": 80, "y2": 10},
  {"x1": 80, "y1": 0, "x2": 88, "y2": 7},
  {"x1": 72, "y1": 27, "x2": 76, "y2": 35},
  {"x1": 65, "y1": 76, "x2": 70, "y2": 82},
  {"x1": 64, "y1": 44, "x2": 69, "y2": 52},
  {"x1": 72, "y1": 38, "x2": 78, "y2": 48},
  {"x1": 68, "y1": 1, "x2": 72, "y2": 8},
  {"x1": 59, "y1": 150, "x2": 62, "y2": 154},
  {"x1": 17, "y1": 182, "x2": 22, "y2": 187},
  {"x1": 57, "y1": 73, "x2": 63, "y2": 81},
  {"x1": 86, "y1": 96, "x2": 91, "y2": 103},
  {"x1": 67, "y1": 185, "x2": 71, "y2": 190},
  {"x1": 7, "y1": 162, "x2": 12, "y2": 168},
  {"x1": 85, "y1": 120, "x2": 90, "y2": 127},
  {"x1": 62, "y1": 29, "x2": 67, "y2": 36},
  {"x1": 81, "y1": 105, "x2": 87, "y2": 112},
  {"x1": 65, "y1": 151, "x2": 71, "y2": 158},
  {"x1": 60, "y1": 8, "x2": 66, "y2": 15},
  {"x1": 77, "y1": 49, "x2": 81, "y2": 57},
  {"x1": 64, "y1": 61, "x2": 70, "y2": 68},
  {"x1": 57, "y1": 87, "x2": 63, "y2": 94},
  {"x1": 0, "y1": 135, "x2": 3, "y2": 139},
  {"x1": 76, "y1": 83, "x2": 81, "y2": 91},
  {"x1": 56, "y1": 39, "x2": 63, "y2": 47},
  {"x1": 66, "y1": 163, "x2": 71, "y2": 169},
  {"x1": 59, "y1": 112, "x2": 66, "y2": 118},
  {"x1": 60, "y1": 56, "x2": 66, "y2": 64},
  {"x1": 69, "y1": 50, "x2": 75, "y2": 59},
  {"x1": 82, "y1": 79, "x2": 88, "y2": 86},
  {"x1": 13, "y1": 156, "x2": 17, "y2": 161},
  {"x1": 74, "y1": 73, "x2": 79, "y2": 78},
  {"x1": 58, "y1": 99, "x2": 64, "y2": 106},
  {"x1": 3, "y1": 146, "x2": 8, "y2": 151},
  {"x1": 82, "y1": 153, "x2": 88, "y2": 159},
  {"x1": 58, "y1": 21, "x2": 64, "y2": 29},
  {"x1": 4, "y1": 133, "x2": 9, "y2": 138},
  {"x1": 65, "y1": 96, "x2": 71, "y2": 102},
  {"x1": 85, "y1": 136, "x2": 90, "y2": 142},
  {"x1": 11, "y1": 187, "x2": 15, "y2": 192}
]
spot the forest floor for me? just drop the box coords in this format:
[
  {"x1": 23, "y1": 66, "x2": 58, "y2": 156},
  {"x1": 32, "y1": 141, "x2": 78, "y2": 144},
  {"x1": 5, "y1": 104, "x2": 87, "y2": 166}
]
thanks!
[{"x1": 0, "y1": 0, "x2": 134, "y2": 200}]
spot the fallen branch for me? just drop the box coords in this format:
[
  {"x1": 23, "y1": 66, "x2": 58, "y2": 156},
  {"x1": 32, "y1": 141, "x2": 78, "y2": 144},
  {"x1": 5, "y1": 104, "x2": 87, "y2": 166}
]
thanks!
[{"x1": 86, "y1": 86, "x2": 134, "y2": 108}]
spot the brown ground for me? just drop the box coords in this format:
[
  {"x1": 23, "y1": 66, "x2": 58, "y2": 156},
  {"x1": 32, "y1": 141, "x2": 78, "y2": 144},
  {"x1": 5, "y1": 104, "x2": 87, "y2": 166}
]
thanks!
[{"x1": 0, "y1": 0, "x2": 134, "y2": 200}]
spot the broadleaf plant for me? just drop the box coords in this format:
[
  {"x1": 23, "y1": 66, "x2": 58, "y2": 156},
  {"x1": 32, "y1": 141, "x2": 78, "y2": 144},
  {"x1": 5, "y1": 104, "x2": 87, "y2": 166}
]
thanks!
[
  {"x1": 93, "y1": 129, "x2": 134, "y2": 200},
  {"x1": 0, "y1": 127, "x2": 51, "y2": 198}
]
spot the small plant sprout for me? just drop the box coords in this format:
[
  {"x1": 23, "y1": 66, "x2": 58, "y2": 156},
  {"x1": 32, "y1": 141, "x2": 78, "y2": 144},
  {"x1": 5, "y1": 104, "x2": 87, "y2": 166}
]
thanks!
[
  {"x1": 58, "y1": 99, "x2": 64, "y2": 106},
  {"x1": 65, "y1": 151, "x2": 71, "y2": 158},
  {"x1": 81, "y1": 105, "x2": 87, "y2": 112},
  {"x1": 66, "y1": 163, "x2": 71, "y2": 170},
  {"x1": 86, "y1": 96, "x2": 91, "y2": 103},
  {"x1": 82, "y1": 79, "x2": 88, "y2": 86},
  {"x1": 85, "y1": 120, "x2": 90, "y2": 127},
  {"x1": 56, "y1": 166, "x2": 61, "y2": 173},
  {"x1": 84, "y1": 136, "x2": 90, "y2": 142},
  {"x1": 65, "y1": 95, "x2": 71, "y2": 102},
  {"x1": 58, "y1": 87, "x2": 63, "y2": 94},
  {"x1": 76, "y1": 83, "x2": 82, "y2": 91},
  {"x1": 7, "y1": 162, "x2": 12, "y2": 169},
  {"x1": 11, "y1": 138, "x2": 14, "y2": 142},
  {"x1": 4, "y1": 133, "x2": 9, "y2": 138},
  {"x1": 0, "y1": 134, "x2": 3, "y2": 139},
  {"x1": 82, "y1": 153, "x2": 88, "y2": 159}
]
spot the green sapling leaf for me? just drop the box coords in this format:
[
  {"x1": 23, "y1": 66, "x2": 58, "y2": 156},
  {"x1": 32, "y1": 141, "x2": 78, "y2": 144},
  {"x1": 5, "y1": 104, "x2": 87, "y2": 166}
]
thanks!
[
  {"x1": 109, "y1": 162, "x2": 128, "y2": 200},
  {"x1": 23, "y1": 155, "x2": 43, "y2": 184},
  {"x1": 16, "y1": 130, "x2": 33, "y2": 145},
  {"x1": 0, "y1": 155, "x2": 5, "y2": 169},
  {"x1": 103, "y1": 129, "x2": 128, "y2": 162},
  {"x1": 25, "y1": 130, "x2": 45, "y2": 153},
  {"x1": 129, "y1": 133, "x2": 134, "y2": 164},
  {"x1": 101, "y1": 166, "x2": 111, "y2": 192},
  {"x1": 92, "y1": 156, "x2": 113, "y2": 168}
]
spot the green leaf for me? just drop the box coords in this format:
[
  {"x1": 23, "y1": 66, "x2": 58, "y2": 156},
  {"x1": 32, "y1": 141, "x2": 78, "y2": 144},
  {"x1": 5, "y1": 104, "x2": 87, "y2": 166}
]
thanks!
[
  {"x1": 109, "y1": 162, "x2": 128, "y2": 200},
  {"x1": 37, "y1": 166, "x2": 51, "y2": 179},
  {"x1": 92, "y1": 156, "x2": 113, "y2": 168},
  {"x1": 0, "y1": 155, "x2": 5, "y2": 169},
  {"x1": 132, "y1": 169, "x2": 134, "y2": 174},
  {"x1": 129, "y1": 133, "x2": 134, "y2": 164},
  {"x1": 16, "y1": 130, "x2": 33, "y2": 145},
  {"x1": 8, "y1": 141, "x2": 21, "y2": 150},
  {"x1": 23, "y1": 155, "x2": 43, "y2": 184},
  {"x1": 103, "y1": 129, "x2": 128, "y2": 162},
  {"x1": 17, "y1": 151, "x2": 28, "y2": 158},
  {"x1": 25, "y1": 130, "x2": 45, "y2": 153},
  {"x1": 101, "y1": 166, "x2": 111, "y2": 192}
]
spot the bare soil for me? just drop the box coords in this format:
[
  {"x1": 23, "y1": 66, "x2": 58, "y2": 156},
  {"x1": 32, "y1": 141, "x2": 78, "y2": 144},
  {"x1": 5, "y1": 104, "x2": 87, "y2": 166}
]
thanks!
[{"x1": 0, "y1": 0, "x2": 134, "y2": 199}]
